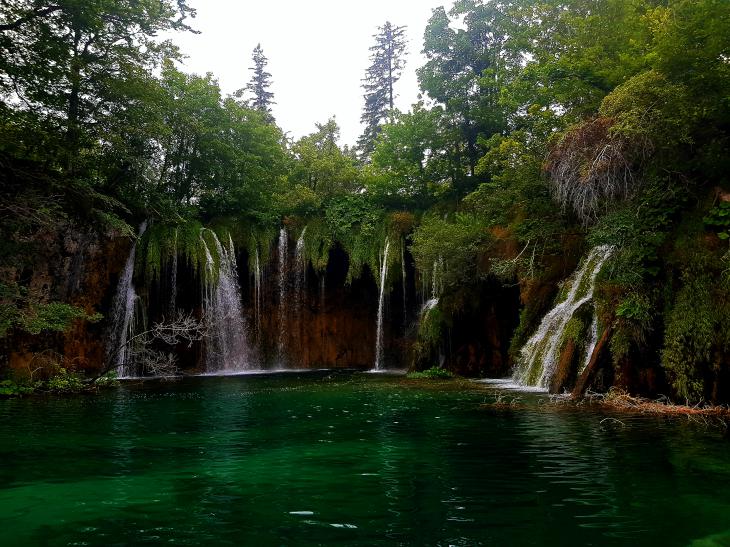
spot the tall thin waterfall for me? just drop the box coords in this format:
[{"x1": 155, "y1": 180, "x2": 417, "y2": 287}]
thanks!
[
  {"x1": 200, "y1": 231, "x2": 249, "y2": 372},
  {"x1": 401, "y1": 240, "x2": 407, "y2": 326},
  {"x1": 253, "y1": 248, "x2": 262, "y2": 343},
  {"x1": 277, "y1": 228, "x2": 289, "y2": 364},
  {"x1": 374, "y1": 238, "x2": 391, "y2": 370},
  {"x1": 168, "y1": 228, "x2": 178, "y2": 316},
  {"x1": 421, "y1": 258, "x2": 443, "y2": 317},
  {"x1": 295, "y1": 227, "x2": 307, "y2": 318},
  {"x1": 107, "y1": 221, "x2": 148, "y2": 378},
  {"x1": 513, "y1": 245, "x2": 615, "y2": 388}
]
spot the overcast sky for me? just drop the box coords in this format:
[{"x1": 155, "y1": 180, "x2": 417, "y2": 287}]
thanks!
[{"x1": 170, "y1": 0, "x2": 454, "y2": 147}]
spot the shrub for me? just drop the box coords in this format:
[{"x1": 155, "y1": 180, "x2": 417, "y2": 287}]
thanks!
[{"x1": 407, "y1": 367, "x2": 454, "y2": 380}]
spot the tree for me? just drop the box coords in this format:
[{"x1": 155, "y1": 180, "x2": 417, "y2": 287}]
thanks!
[
  {"x1": 243, "y1": 43, "x2": 275, "y2": 122},
  {"x1": 0, "y1": 0, "x2": 196, "y2": 171},
  {"x1": 418, "y1": 2, "x2": 512, "y2": 191},
  {"x1": 357, "y1": 21, "x2": 407, "y2": 159},
  {"x1": 289, "y1": 118, "x2": 360, "y2": 200},
  {"x1": 367, "y1": 104, "x2": 446, "y2": 209}
]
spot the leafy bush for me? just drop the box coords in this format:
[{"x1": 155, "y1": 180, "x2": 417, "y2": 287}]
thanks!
[
  {"x1": 703, "y1": 201, "x2": 730, "y2": 240},
  {"x1": 45, "y1": 368, "x2": 84, "y2": 392},
  {"x1": 0, "y1": 379, "x2": 35, "y2": 397},
  {"x1": 407, "y1": 367, "x2": 454, "y2": 380}
]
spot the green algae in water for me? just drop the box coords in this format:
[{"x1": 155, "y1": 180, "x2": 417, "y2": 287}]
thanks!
[{"x1": 0, "y1": 370, "x2": 729, "y2": 546}]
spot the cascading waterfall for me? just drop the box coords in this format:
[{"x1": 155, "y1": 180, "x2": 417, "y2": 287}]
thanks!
[
  {"x1": 513, "y1": 245, "x2": 615, "y2": 388},
  {"x1": 200, "y1": 230, "x2": 250, "y2": 372},
  {"x1": 107, "y1": 221, "x2": 148, "y2": 378},
  {"x1": 277, "y1": 228, "x2": 289, "y2": 364},
  {"x1": 374, "y1": 238, "x2": 391, "y2": 370}
]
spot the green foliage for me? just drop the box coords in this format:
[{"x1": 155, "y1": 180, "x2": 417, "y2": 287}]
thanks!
[
  {"x1": 703, "y1": 202, "x2": 730, "y2": 240},
  {"x1": 358, "y1": 22, "x2": 408, "y2": 158},
  {"x1": 0, "y1": 282, "x2": 100, "y2": 338},
  {"x1": 407, "y1": 367, "x2": 454, "y2": 380},
  {"x1": 19, "y1": 303, "x2": 100, "y2": 335},
  {"x1": 94, "y1": 371, "x2": 120, "y2": 388},
  {"x1": 45, "y1": 368, "x2": 84, "y2": 392},
  {"x1": 411, "y1": 213, "x2": 489, "y2": 290},
  {"x1": 560, "y1": 316, "x2": 586, "y2": 353},
  {"x1": 599, "y1": 70, "x2": 695, "y2": 150},
  {"x1": 324, "y1": 194, "x2": 388, "y2": 283},
  {"x1": 661, "y1": 235, "x2": 730, "y2": 402},
  {"x1": 0, "y1": 379, "x2": 35, "y2": 397}
]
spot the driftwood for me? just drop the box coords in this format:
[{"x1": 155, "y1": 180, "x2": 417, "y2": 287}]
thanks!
[{"x1": 572, "y1": 325, "x2": 613, "y2": 398}]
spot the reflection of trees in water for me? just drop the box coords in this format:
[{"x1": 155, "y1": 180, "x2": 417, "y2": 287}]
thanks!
[{"x1": 516, "y1": 409, "x2": 645, "y2": 540}]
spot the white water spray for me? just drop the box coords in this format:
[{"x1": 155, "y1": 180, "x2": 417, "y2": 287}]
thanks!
[
  {"x1": 169, "y1": 228, "x2": 178, "y2": 316},
  {"x1": 374, "y1": 238, "x2": 391, "y2": 370},
  {"x1": 277, "y1": 228, "x2": 289, "y2": 364},
  {"x1": 253, "y1": 247, "x2": 262, "y2": 343},
  {"x1": 200, "y1": 231, "x2": 250, "y2": 372},
  {"x1": 295, "y1": 227, "x2": 307, "y2": 317},
  {"x1": 513, "y1": 245, "x2": 615, "y2": 388},
  {"x1": 107, "y1": 221, "x2": 148, "y2": 378}
]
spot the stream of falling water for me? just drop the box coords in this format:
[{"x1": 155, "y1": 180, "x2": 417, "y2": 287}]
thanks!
[
  {"x1": 254, "y1": 248, "x2": 262, "y2": 344},
  {"x1": 513, "y1": 245, "x2": 615, "y2": 388},
  {"x1": 401, "y1": 240, "x2": 407, "y2": 327},
  {"x1": 107, "y1": 221, "x2": 148, "y2": 378},
  {"x1": 295, "y1": 227, "x2": 307, "y2": 324},
  {"x1": 168, "y1": 228, "x2": 178, "y2": 316},
  {"x1": 420, "y1": 258, "x2": 443, "y2": 318},
  {"x1": 373, "y1": 238, "x2": 391, "y2": 370},
  {"x1": 200, "y1": 231, "x2": 250, "y2": 373},
  {"x1": 277, "y1": 228, "x2": 289, "y2": 365}
]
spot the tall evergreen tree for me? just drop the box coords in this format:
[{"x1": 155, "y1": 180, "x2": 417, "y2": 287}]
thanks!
[
  {"x1": 357, "y1": 21, "x2": 407, "y2": 159},
  {"x1": 245, "y1": 43, "x2": 275, "y2": 121}
]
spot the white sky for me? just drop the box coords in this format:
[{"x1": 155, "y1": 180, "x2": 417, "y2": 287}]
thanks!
[{"x1": 170, "y1": 0, "x2": 454, "y2": 147}]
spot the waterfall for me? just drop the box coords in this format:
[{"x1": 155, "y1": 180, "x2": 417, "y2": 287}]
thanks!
[
  {"x1": 277, "y1": 228, "x2": 289, "y2": 365},
  {"x1": 513, "y1": 245, "x2": 615, "y2": 388},
  {"x1": 253, "y1": 248, "x2": 262, "y2": 343},
  {"x1": 374, "y1": 238, "x2": 391, "y2": 370},
  {"x1": 401, "y1": 240, "x2": 407, "y2": 327},
  {"x1": 295, "y1": 227, "x2": 307, "y2": 317},
  {"x1": 107, "y1": 221, "x2": 148, "y2": 378},
  {"x1": 200, "y1": 230, "x2": 250, "y2": 372},
  {"x1": 168, "y1": 228, "x2": 178, "y2": 316},
  {"x1": 580, "y1": 311, "x2": 600, "y2": 375},
  {"x1": 419, "y1": 257, "x2": 444, "y2": 318}
]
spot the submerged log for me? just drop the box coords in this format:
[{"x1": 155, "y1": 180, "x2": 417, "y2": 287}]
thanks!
[{"x1": 572, "y1": 325, "x2": 613, "y2": 398}]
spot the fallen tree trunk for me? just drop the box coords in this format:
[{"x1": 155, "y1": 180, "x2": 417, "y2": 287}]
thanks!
[{"x1": 572, "y1": 324, "x2": 613, "y2": 398}]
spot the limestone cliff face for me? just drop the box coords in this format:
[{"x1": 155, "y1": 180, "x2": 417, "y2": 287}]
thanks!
[
  {"x1": 240, "y1": 245, "x2": 402, "y2": 370},
  {"x1": 1, "y1": 225, "x2": 130, "y2": 375},
  {"x1": 1, "y1": 229, "x2": 519, "y2": 377}
]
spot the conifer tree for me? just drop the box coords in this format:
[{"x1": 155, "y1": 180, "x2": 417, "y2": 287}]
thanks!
[
  {"x1": 245, "y1": 43, "x2": 275, "y2": 121},
  {"x1": 357, "y1": 22, "x2": 407, "y2": 159}
]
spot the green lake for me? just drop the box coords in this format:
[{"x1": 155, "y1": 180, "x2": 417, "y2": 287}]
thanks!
[{"x1": 1, "y1": 371, "x2": 729, "y2": 546}]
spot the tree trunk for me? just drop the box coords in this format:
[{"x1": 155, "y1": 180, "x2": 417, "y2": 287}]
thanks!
[
  {"x1": 572, "y1": 324, "x2": 613, "y2": 398},
  {"x1": 66, "y1": 27, "x2": 82, "y2": 172}
]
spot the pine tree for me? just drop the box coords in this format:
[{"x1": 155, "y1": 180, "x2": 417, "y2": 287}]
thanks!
[
  {"x1": 244, "y1": 43, "x2": 275, "y2": 121},
  {"x1": 357, "y1": 22, "x2": 407, "y2": 159}
]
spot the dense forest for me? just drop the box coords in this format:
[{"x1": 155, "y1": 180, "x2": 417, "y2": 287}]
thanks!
[{"x1": 1, "y1": 0, "x2": 730, "y2": 404}]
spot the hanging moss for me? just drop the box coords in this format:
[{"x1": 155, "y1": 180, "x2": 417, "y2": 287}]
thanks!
[{"x1": 301, "y1": 217, "x2": 334, "y2": 274}]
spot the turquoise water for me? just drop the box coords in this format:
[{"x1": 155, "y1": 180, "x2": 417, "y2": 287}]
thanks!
[{"x1": 0, "y1": 371, "x2": 729, "y2": 546}]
